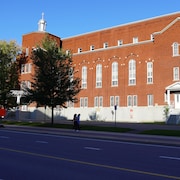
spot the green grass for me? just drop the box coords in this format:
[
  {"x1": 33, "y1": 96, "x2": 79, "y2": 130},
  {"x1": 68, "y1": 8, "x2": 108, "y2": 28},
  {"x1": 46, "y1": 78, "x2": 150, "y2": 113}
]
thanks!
[
  {"x1": 2, "y1": 120, "x2": 180, "y2": 137},
  {"x1": 140, "y1": 129, "x2": 180, "y2": 137},
  {"x1": 1, "y1": 120, "x2": 132, "y2": 133}
]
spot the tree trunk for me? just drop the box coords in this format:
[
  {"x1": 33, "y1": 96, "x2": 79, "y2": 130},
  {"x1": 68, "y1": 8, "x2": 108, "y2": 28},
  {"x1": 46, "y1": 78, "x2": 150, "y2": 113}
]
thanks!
[{"x1": 51, "y1": 105, "x2": 54, "y2": 125}]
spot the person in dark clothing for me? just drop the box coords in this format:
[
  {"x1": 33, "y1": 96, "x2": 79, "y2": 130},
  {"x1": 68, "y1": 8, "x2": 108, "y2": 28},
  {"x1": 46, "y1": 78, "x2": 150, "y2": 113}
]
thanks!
[
  {"x1": 73, "y1": 114, "x2": 78, "y2": 131},
  {"x1": 77, "y1": 114, "x2": 80, "y2": 131}
]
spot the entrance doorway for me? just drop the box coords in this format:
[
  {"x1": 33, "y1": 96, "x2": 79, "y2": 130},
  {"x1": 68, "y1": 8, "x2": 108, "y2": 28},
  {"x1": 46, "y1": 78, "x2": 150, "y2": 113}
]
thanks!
[{"x1": 174, "y1": 94, "x2": 180, "y2": 109}]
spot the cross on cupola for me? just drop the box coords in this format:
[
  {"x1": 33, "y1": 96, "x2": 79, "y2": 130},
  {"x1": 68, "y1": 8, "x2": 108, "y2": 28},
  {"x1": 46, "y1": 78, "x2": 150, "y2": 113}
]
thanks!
[{"x1": 38, "y1": 12, "x2": 47, "y2": 32}]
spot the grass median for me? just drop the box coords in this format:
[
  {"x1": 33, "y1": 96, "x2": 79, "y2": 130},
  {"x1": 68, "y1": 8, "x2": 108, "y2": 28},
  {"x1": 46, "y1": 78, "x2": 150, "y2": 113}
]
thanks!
[
  {"x1": 1, "y1": 120, "x2": 180, "y2": 137},
  {"x1": 1, "y1": 120, "x2": 132, "y2": 133}
]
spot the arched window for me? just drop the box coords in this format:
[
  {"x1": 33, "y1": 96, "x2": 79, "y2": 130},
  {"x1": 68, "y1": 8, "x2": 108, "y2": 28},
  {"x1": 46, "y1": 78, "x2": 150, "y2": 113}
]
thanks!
[
  {"x1": 172, "y1": 42, "x2": 179, "y2": 56},
  {"x1": 112, "y1": 62, "x2": 118, "y2": 86},
  {"x1": 128, "y1": 59, "x2": 136, "y2": 85},
  {"x1": 82, "y1": 66, "x2": 87, "y2": 89},
  {"x1": 96, "y1": 64, "x2": 102, "y2": 88}
]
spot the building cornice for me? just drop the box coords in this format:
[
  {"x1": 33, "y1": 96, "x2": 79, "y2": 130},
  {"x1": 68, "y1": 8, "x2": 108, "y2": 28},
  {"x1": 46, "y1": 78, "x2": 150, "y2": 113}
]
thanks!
[
  {"x1": 153, "y1": 17, "x2": 180, "y2": 35},
  {"x1": 62, "y1": 11, "x2": 180, "y2": 40}
]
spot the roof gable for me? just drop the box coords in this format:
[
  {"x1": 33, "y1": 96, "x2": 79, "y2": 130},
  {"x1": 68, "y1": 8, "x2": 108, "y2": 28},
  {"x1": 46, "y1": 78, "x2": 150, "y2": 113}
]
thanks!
[{"x1": 166, "y1": 82, "x2": 180, "y2": 91}]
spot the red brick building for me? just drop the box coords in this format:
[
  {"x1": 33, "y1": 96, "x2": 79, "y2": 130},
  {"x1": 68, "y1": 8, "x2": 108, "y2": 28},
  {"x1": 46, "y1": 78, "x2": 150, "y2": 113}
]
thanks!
[{"x1": 20, "y1": 12, "x2": 180, "y2": 122}]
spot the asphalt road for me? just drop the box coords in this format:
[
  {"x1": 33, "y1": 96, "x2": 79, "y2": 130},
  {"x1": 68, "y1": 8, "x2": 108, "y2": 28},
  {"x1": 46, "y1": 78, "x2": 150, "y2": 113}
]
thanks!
[{"x1": 0, "y1": 129, "x2": 180, "y2": 180}]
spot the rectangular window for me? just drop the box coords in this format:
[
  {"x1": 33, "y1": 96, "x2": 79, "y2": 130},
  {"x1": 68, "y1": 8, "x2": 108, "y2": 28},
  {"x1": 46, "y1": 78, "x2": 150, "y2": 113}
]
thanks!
[
  {"x1": 147, "y1": 62, "x2": 153, "y2": 84},
  {"x1": 94, "y1": 97, "x2": 98, "y2": 107},
  {"x1": 99, "y1": 96, "x2": 103, "y2": 107},
  {"x1": 67, "y1": 101, "x2": 74, "y2": 108},
  {"x1": 21, "y1": 105, "x2": 28, "y2": 111},
  {"x1": 110, "y1": 96, "x2": 114, "y2": 107},
  {"x1": 127, "y1": 95, "x2": 132, "y2": 106},
  {"x1": 147, "y1": 94, "x2": 154, "y2": 106},
  {"x1": 129, "y1": 60, "x2": 136, "y2": 85},
  {"x1": 84, "y1": 97, "x2": 88, "y2": 107},
  {"x1": 82, "y1": 66, "x2": 87, "y2": 89},
  {"x1": 133, "y1": 37, "x2": 138, "y2": 43},
  {"x1": 96, "y1": 64, "x2": 102, "y2": 88},
  {"x1": 112, "y1": 62, "x2": 118, "y2": 86},
  {"x1": 78, "y1": 48, "x2": 82, "y2": 53},
  {"x1": 66, "y1": 50, "x2": 70, "y2": 55},
  {"x1": 26, "y1": 64, "x2": 32, "y2": 73},
  {"x1": 117, "y1": 40, "x2": 123, "y2": 46},
  {"x1": 115, "y1": 96, "x2": 119, "y2": 106},
  {"x1": 21, "y1": 64, "x2": 25, "y2": 74},
  {"x1": 173, "y1": 67, "x2": 179, "y2": 81},
  {"x1": 21, "y1": 64, "x2": 32, "y2": 74},
  {"x1": 127, "y1": 95, "x2": 137, "y2": 106},
  {"x1": 80, "y1": 97, "x2": 88, "y2": 107},
  {"x1": 80, "y1": 98, "x2": 84, "y2": 107},
  {"x1": 110, "y1": 96, "x2": 119, "y2": 107},
  {"x1": 133, "y1": 95, "x2": 137, "y2": 106},
  {"x1": 103, "y1": 42, "x2": 108, "y2": 48},
  {"x1": 94, "y1": 96, "x2": 103, "y2": 107},
  {"x1": 90, "y1": 45, "x2": 95, "y2": 51},
  {"x1": 25, "y1": 48, "x2": 29, "y2": 56}
]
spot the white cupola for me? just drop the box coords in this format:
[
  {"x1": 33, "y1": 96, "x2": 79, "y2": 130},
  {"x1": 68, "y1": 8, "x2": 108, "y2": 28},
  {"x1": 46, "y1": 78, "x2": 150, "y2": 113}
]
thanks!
[{"x1": 38, "y1": 12, "x2": 47, "y2": 32}]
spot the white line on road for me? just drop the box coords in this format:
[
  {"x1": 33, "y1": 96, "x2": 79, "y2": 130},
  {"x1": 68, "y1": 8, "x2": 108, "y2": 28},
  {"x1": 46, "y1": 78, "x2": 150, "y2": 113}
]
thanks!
[
  {"x1": 35, "y1": 140, "x2": 48, "y2": 144},
  {"x1": 84, "y1": 147, "x2": 101, "y2": 151},
  {"x1": 0, "y1": 136, "x2": 9, "y2": 139},
  {"x1": 160, "y1": 156, "x2": 180, "y2": 161}
]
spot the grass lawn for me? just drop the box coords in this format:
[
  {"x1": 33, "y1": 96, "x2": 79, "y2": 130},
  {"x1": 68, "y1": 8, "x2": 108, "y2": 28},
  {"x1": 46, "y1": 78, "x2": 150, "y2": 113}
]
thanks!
[
  {"x1": 1, "y1": 120, "x2": 180, "y2": 137},
  {"x1": 140, "y1": 129, "x2": 180, "y2": 137}
]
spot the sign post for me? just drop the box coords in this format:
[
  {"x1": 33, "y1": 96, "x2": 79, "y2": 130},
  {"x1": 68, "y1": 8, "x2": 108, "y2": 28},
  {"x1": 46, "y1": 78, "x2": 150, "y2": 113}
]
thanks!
[{"x1": 114, "y1": 105, "x2": 117, "y2": 127}]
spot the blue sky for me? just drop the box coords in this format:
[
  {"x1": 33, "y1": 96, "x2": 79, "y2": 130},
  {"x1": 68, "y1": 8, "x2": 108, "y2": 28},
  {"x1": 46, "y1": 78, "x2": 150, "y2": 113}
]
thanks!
[{"x1": 1, "y1": 0, "x2": 180, "y2": 45}]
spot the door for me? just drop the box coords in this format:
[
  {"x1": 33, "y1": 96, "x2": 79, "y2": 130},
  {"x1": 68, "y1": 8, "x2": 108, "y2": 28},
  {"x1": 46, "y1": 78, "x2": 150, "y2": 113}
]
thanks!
[{"x1": 174, "y1": 94, "x2": 180, "y2": 109}]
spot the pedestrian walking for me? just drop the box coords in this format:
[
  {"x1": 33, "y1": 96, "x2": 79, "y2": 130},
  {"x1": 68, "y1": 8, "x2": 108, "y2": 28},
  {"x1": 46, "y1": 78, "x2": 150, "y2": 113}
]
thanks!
[
  {"x1": 73, "y1": 114, "x2": 78, "y2": 131},
  {"x1": 77, "y1": 114, "x2": 80, "y2": 131}
]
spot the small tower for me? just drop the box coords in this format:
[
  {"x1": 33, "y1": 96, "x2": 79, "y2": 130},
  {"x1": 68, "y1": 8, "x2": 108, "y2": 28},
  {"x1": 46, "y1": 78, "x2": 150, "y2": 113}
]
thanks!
[{"x1": 38, "y1": 12, "x2": 47, "y2": 32}]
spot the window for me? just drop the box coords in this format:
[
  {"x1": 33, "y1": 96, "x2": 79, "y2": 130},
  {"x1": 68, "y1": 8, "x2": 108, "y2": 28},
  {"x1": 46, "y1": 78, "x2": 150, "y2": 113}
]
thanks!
[
  {"x1": 112, "y1": 62, "x2": 118, "y2": 86},
  {"x1": 173, "y1": 67, "x2": 179, "y2": 81},
  {"x1": 129, "y1": 60, "x2": 136, "y2": 85},
  {"x1": 21, "y1": 81, "x2": 31, "y2": 90},
  {"x1": 150, "y1": 34, "x2": 154, "y2": 41},
  {"x1": 21, "y1": 64, "x2": 25, "y2": 74},
  {"x1": 96, "y1": 64, "x2": 102, "y2": 87},
  {"x1": 147, "y1": 62, "x2": 153, "y2": 84},
  {"x1": 80, "y1": 97, "x2": 88, "y2": 107},
  {"x1": 25, "y1": 48, "x2": 29, "y2": 56},
  {"x1": 21, "y1": 105, "x2": 28, "y2": 111},
  {"x1": 66, "y1": 50, "x2": 70, "y2": 55},
  {"x1": 94, "y1": 97, "x2": 98, "y2": 107},
  {"x1": 110, "y1": 96, "x2": 114, "y2": 107},
  {"x1": 67, "y1": 101, "x2": 74, "y2": 108},
  {"x1": 94, "y1": 96, "x2": 103, "y2": 107},
  {"x1": 90, "y1": 45, "x2": 95, "y2": 51},
  {"x1": 82, "y1": 66, "x2": 87, "y2": 88},
  {"x1": 103, "y1": 42, "x2": 108, "y2": 48},
  {"x1": 99, "y1": 96, "x2": 103, "y2": 107},
  {"x1": 110, "y1": 96, "x2": 119, "y2": 107},
  {"x1": 133, "y1": 95, "x2": 137, "y2": 106},
  {"x1": 21, "y1": 63, "x2": 32, "y2": 74},
  {"x1": 117, "y1": 40, "x2": 123, "y2": 46},
  {"x1": 133, "y1": 37, "x2": 138, "y2": 43},
  {"x1": 127, "y1": 95, "x2": 137, "y2": 106},
  {"x1": 172, "y1": 42, "x2": 179, "y2": 56},
  {"x1": 147, "y1": 94, "x2": 153, "y2": 106},
  {"x1": 78, "y1": 48, "x2": 82, "y2": 53}
]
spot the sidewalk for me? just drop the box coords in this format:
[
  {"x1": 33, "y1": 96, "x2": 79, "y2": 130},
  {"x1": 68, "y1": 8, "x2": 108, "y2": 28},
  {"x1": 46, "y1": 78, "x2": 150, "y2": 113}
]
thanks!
[{"x1": 2, "y1": 122, "x2": 180, "y2": 147}]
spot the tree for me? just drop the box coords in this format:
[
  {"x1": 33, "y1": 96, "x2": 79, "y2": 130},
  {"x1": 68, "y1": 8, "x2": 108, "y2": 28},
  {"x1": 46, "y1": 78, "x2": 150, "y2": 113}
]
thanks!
[
  {"x1": 0, "y1": 40, "x2": 20, "y2": 109},
  {"x1": 24, "y1": 37, "x2": 81, "y2": 125}
]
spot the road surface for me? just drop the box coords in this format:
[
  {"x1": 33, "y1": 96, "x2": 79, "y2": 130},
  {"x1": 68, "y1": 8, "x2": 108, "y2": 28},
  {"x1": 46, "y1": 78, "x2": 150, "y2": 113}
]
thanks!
[{"x1": 0, "y1": 129, "x2": 180, "y2": 180}]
